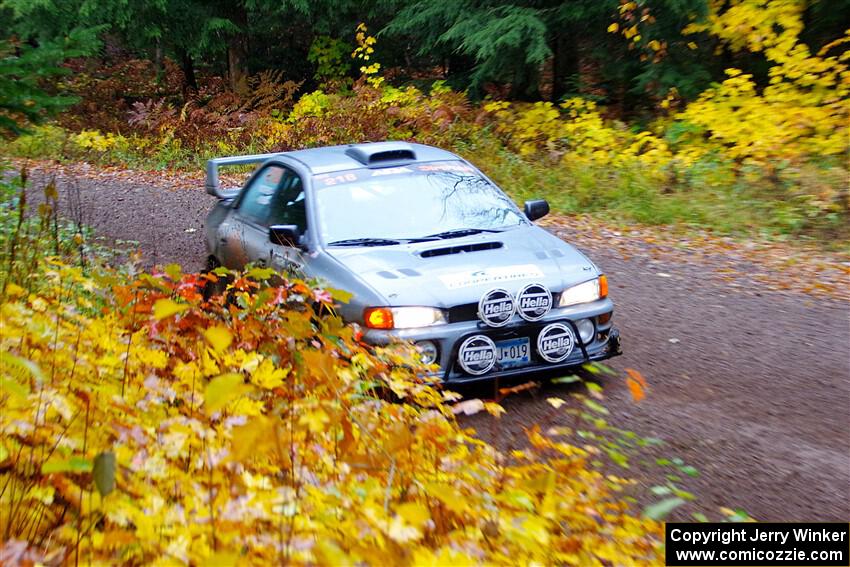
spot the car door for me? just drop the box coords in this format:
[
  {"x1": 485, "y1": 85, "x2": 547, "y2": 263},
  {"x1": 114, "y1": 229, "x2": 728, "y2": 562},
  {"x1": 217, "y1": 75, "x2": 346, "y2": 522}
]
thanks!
[
  {"x1": 218, "y1": 164, "x2": 285, "y2": 268},
  {"x1": 266, "y1": 169, "x2": 309, "y2": 275}
]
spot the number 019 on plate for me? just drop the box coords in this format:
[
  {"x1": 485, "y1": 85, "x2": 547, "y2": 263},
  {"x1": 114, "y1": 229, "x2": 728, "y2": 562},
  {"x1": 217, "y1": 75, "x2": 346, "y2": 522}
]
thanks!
[{"x1": 495, "y1": 337, "x2": 530, "y2": 369}]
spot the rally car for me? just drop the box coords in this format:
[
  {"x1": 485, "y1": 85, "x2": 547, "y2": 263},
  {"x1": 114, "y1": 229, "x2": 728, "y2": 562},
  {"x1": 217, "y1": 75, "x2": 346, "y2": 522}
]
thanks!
[{"x1": 204, "y1": 141, "x2": 620, "y2": 383}]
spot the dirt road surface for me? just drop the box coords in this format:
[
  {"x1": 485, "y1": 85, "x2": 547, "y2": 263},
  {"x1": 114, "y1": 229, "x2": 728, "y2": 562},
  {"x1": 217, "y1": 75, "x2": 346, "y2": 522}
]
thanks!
[{"x1": 31, "y1": 166, "x2": 850, "y2": 522}]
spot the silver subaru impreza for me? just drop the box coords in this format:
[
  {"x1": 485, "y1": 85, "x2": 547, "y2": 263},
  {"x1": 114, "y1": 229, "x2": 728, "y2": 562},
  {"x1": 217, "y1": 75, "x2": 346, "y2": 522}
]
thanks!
[{"x1": 204, "y1": 141, "x2": 620, "y2": 383}]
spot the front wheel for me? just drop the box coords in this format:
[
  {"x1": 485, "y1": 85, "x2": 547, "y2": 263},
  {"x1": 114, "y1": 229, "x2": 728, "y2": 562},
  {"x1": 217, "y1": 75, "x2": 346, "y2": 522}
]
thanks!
[{"x1": 202, "y1": 256, "x2": 230, "y2": 301}]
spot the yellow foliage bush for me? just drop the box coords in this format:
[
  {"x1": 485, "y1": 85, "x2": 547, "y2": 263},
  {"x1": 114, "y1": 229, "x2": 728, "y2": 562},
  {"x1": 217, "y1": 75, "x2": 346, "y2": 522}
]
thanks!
[
  {"x1": 287, "y1": 90, "x2": 333, "y2": 123},
  {"x1": 484, "y1": 0, "x2": 848, "y2": 205},
  {"x1": 6, "y1": 124, "x2": 69, "y2": 158},
  {"x1": 484, "y1": 98, "x2": 675, "y2": 182},
  {"x1": 484, "y1": 0, "x2": 848, "y2": 220},
  {"x1": 680, "y1": 0, "x2": 849, "y2": 166},
  {"x1": 73, "y1": 129, "x2": 129, "y2": 153},
  {"x1": 1, "y1": 256, "x2": 663, "y2": 564}
]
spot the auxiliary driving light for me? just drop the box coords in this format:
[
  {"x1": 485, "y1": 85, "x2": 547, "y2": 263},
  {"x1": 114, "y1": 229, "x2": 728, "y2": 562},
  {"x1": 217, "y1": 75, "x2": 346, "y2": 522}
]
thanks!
[
  {"x1": 575, "y1": 318, "x2": 596, "y2": 344},
  {"x1": 416, "y1": 341, "x2": 439, "y2": 365}
]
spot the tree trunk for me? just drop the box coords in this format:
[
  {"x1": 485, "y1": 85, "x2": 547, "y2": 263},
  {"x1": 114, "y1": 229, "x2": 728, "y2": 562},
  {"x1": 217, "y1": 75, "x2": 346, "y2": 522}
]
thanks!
[
  {"x1": 551, "y1": 31, "x2": 578, "y2": 102},
  {"x1": 510, "y1": 65, "x2": 540, "y2": 101},
  {"x1": 177, "y1": 47, "x2": 198, "y2": 97},
  {"x1": 227, "y1": 6, "x2": 249, "y2": 94},
  {"x1": 154, "y1": 39, "x2": 163, "y2": 84},
  {"x1": 228, "y1": 41, "x2": 248, "y2": 93}
]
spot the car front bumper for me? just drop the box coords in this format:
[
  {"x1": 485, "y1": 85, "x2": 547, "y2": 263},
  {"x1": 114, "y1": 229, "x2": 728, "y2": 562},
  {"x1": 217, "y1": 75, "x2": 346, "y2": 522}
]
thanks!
[{"x1": 362, "y1": 297, "x2": 621, "y2": 384}]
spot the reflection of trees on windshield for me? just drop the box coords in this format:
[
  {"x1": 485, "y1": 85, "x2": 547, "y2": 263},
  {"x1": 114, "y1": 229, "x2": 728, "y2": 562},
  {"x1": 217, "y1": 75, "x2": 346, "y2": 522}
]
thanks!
[
  {"x1": 315, "y1": 163, "x2": 526, "y2": 242},
  {"x1": 426, "y1": 171, "x2": 522, "y2": 229}
]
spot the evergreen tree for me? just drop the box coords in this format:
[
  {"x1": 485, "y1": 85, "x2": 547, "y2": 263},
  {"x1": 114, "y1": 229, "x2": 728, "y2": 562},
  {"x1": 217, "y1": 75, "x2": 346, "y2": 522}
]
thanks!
[{"x1": 0, "y1": 29, "x2": 99, "y2": 135}]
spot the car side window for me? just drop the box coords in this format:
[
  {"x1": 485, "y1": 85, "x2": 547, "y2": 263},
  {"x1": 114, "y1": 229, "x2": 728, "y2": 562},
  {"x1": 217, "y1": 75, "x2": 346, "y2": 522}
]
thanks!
[
  {"x1": 267, "y1": 171, "x2": 307, "y2": 231},
  {"x1": 237, "y1": 165, "x2": 285, "y2": 225}
]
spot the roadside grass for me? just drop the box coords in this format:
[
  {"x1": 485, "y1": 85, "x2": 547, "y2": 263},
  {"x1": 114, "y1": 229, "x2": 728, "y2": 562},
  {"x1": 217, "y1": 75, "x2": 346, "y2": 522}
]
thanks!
[{"x1": 462, "y1": 138, "x2": 850, "y2": 248}]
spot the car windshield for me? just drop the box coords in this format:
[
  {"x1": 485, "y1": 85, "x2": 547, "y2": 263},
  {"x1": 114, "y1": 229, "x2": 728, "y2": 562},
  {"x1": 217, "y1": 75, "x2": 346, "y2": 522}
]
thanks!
[{"x1": 313, "y1": 161, "x2": 526, "y2": 245}]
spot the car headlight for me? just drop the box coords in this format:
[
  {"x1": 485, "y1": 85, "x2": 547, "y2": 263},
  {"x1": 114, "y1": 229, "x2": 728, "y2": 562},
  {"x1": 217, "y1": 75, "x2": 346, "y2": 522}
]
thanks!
[
  {"x1": 364, "y1": 306, "x2": 447, "y2": 329},
  {"x1": 558, "y1": 275, "x2": 608, "y2": 307}
]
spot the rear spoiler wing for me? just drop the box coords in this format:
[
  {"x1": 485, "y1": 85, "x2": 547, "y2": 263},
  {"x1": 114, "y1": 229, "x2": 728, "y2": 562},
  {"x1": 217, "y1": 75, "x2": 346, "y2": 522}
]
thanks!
[{"x1": 205, "y1": 153, "x2": 282, "y2": 199}]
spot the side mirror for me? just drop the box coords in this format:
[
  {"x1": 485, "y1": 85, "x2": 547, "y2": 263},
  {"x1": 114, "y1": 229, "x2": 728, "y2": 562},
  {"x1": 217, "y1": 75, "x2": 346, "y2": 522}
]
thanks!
[
  {"x1": 269, "y1": 225, "x2": 302, "y2": 248},
  {"x1": 524, "y1": 199, "x2": 550, "y2": 221}
]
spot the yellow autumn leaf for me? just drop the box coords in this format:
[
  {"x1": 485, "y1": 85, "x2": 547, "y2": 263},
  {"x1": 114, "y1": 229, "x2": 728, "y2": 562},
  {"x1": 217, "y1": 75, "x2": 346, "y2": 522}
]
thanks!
[
  {"x1": 230, "y1": 416, "x2": 278, "y2": 461},
  {"x1": 153, "y1": 298, "x2": 189, "y2": 320},
  {"x1": 397, "y1": 502, "x2": 430, "y2": 527},
  {"x1": 522, "y1": 515, "x2": 551, "y2": 545},
  {"x1": 1, "y1": 351, "x2": 43, "y2": 384},
  {"x1": 201, "y1": 348, "x2": 220, "y2": 377},
  {"x1": 136, "y1": 348, "x2": 168, "y2": 369},
  {"x1": 607, "y1": 22, "x2": 619, "y2": 33},
  {"x1": 206, "y1": 553, "x2": 238, "y2": 567},
  {"x1": 324, "y1": 286, "x2": 353, "y2": 303},
  {"x1": 484, "y1": 401, "x2": 506, "y2": 417},
  {"x1": 203, "y1": 325, "x2": 233, "y2": 352},
  {"x1": 425, "y1": 482, "x2": 468, "y2": 515},
  {"x1": 204, "y1": 373, "x2": 252, "y2": 414},
  {"x1": 314, "y1": 539, "x2": 350, "y2": 566},
  {"x1": 227, "y1": 396, "x2": 265, "y2": 417},
  {"x1": 298, "y1": 408, "x2": 329, "y2": 433},
  {"x1": 4, "y1": 283, "x2": 25, "y2": 298},
  {"x1": 250, "y1": 358, "x2": 289, "y2": 389},
  {"x1": 0, "y1": 375, "x2": 30, "y2": 400}
]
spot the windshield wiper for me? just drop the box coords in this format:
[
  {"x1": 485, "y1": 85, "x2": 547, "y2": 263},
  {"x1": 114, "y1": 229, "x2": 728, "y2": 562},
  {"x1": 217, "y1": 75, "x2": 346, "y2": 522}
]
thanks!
[
  {"x1": 423, "y1": 228, "x2": 505, "y2": 240},
  {"x1": 327, "y1": 237, "x2": 403, "y2": 247},
  {"x1": 328, "y1": 236, "x2": 443, "y2": 246}
]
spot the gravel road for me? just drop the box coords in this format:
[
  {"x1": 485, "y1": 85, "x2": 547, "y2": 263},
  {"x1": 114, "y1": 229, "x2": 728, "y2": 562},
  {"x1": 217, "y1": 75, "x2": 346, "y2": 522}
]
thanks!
[{"x1": 34, "y1": 166, "x2": 850, "y2": 522}]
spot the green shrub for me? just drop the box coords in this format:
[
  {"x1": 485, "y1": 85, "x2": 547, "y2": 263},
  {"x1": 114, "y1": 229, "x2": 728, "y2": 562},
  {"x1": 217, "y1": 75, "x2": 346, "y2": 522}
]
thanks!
[{"x1": 6, "y1": 124, "x2": 70, "y2": 160}]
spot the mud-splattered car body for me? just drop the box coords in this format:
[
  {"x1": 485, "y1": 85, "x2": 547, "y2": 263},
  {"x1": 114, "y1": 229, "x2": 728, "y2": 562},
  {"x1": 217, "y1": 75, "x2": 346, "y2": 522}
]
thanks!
[{"x1": 204, "y1": 142, "x2": 620, "y2": 383}]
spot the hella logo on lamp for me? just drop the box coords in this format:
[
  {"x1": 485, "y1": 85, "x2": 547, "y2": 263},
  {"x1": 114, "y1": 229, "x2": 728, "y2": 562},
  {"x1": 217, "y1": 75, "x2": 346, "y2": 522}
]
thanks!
[
  {"x1": 516, "y1": 283, "x2": 552, "y2": 321},
  {"x1": 537, "y1": 323, "x2": 575, "y2": 363},
  {"x1": 458, "y1": 335, "x2": 498, "y2": 375},
  {"x1": 478, "y1": 288, "x2": 515, "y2": 327}
]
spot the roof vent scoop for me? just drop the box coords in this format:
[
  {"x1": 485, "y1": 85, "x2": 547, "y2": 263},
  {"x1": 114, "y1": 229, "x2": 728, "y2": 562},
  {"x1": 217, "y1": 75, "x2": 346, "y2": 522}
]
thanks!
[{"x1": 345, "y1": 142, "x2": 417, "y2": 167}]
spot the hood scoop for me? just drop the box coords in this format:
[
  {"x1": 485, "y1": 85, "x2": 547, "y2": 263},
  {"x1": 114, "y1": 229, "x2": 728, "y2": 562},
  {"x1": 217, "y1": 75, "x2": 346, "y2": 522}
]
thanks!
[{"x1": 419, "y1": 241, "x2": 503, "y2": 258}]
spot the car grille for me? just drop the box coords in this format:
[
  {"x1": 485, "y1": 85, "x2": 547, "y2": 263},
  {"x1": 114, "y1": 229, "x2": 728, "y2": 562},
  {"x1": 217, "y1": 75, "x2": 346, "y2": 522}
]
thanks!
[{"x1": 447, "y1": 303, "x2": 479, "y2": 323}]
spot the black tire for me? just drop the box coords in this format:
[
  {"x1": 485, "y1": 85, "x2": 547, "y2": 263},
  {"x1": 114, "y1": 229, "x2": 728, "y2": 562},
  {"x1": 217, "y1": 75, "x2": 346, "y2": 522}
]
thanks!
[{"x1": 202, "y1": 256, "x2": 230, "y2": 301}]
